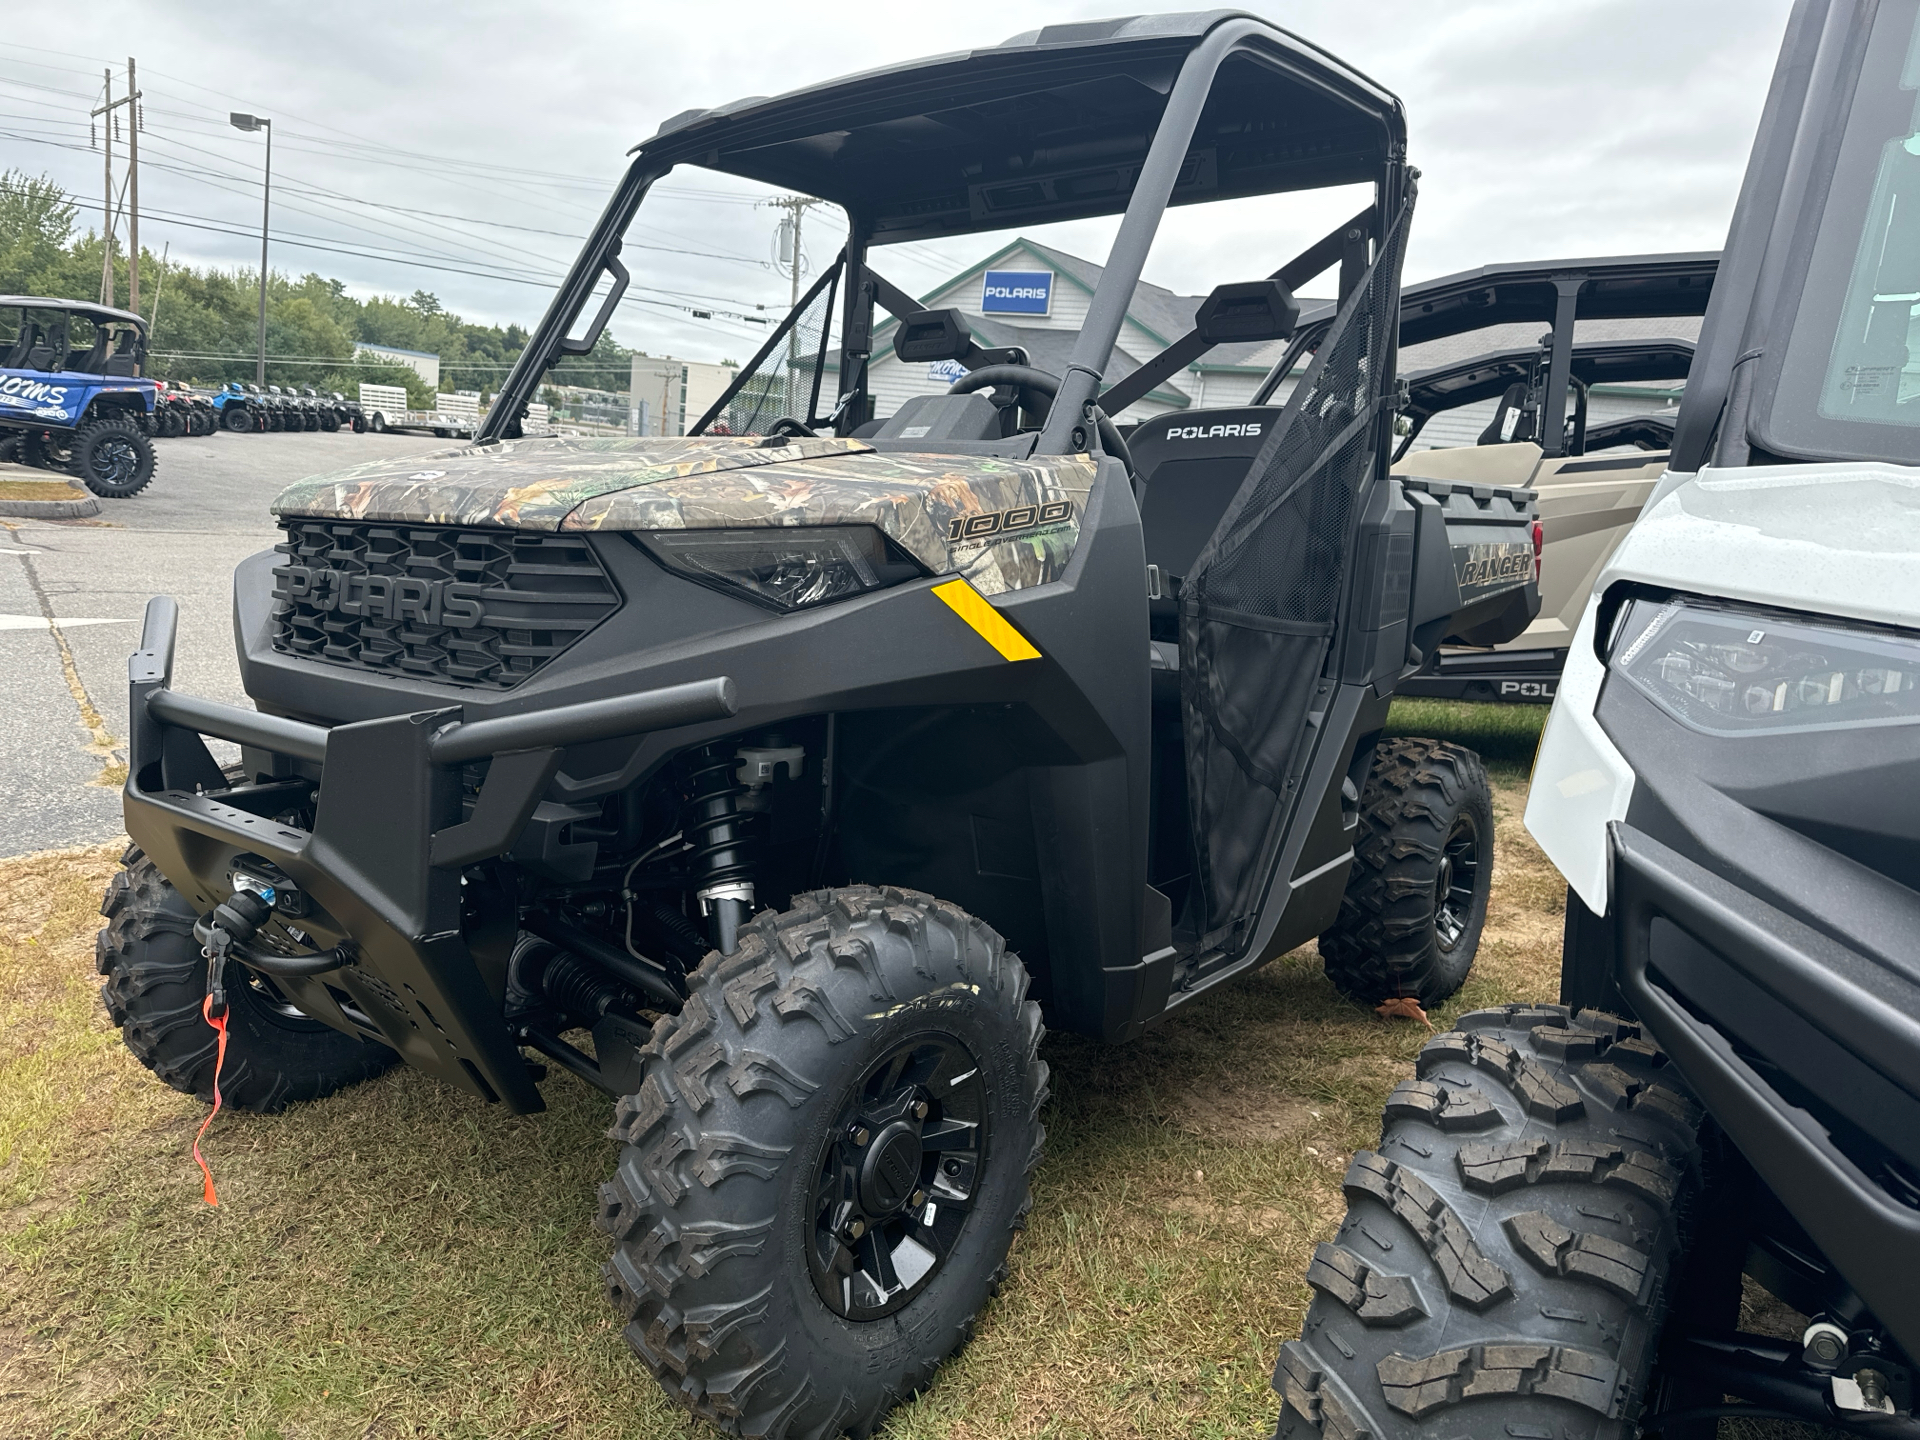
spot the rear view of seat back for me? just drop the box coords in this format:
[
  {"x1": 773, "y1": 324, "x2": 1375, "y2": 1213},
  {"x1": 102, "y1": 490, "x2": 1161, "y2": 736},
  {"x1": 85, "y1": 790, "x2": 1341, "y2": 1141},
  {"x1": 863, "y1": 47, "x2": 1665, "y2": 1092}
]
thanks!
[
  {"x1": 1125, "y1": 407, "x2": 1277, "y2": 638},
  {"x1": 22, "y1": 323, "x2": 59, "y2": 372},
  {"x1": 103, "y1": 331, "x2": 140, "y2": 377}
]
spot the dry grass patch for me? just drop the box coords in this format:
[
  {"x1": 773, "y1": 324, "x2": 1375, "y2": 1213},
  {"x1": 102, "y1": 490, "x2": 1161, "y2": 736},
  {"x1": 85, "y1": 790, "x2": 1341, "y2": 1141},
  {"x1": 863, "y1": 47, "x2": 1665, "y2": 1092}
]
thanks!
[
  {"x1": 0, "y1": 478, "x2": 87, "y2": 502},
  {"x1": 1, "y1": 704, "x2": 1579, "y2": 1438}
]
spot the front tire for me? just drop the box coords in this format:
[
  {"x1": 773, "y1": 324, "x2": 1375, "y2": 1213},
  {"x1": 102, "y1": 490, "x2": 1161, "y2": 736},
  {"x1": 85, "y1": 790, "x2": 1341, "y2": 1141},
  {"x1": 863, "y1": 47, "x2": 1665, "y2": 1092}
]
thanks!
[
  {"x1": 601, "y1": 885, "x2": 1048, "y2": 1438},
  {"x1": 96, "y1": 848, "x2": 397, "y2": 1112},
  {"x1": 70, "y1": 415, "x2": 156, "y2": 497},
  {"x1": 1273, "y1": 1005, "x2": 1704, "y2": 1440},
  {"x1": 1320, "y1": 737, "x2": 1493, "y2": 1007},
  {"x1": 224, "y1": 404, "x2": 253, "y2": 433}
]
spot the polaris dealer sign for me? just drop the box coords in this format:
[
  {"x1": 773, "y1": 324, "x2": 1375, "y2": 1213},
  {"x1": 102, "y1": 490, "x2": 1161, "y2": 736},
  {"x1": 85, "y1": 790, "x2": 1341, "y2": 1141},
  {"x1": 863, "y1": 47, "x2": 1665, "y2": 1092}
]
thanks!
[{"x1": 981, "y1": 270, "x2": 1053, "y2": 316}]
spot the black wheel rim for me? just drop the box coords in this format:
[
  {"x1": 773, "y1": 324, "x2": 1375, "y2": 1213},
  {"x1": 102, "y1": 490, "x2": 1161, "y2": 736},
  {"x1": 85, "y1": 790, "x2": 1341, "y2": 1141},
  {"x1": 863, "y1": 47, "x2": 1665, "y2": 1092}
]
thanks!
[
  {"x1": 89, "y1": 436, "x2": 138, "y2": 487},
  {"x1": 1434, "y1": 815, "x2": 1480, "y2": 951},
  {"x1": 807, "y1": 1032, "x2": 988, "y2": 1321}
]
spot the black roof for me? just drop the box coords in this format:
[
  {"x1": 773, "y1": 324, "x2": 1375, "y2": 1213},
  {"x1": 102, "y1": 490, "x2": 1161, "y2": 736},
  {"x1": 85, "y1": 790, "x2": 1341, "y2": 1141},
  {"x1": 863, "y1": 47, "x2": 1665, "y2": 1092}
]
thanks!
[
  {"x1": 0, "y1": 295, "x2": 147, "y2": 332},
  {"x1": 1292, "y1": 252, "x2": 1720, "y2": 352},
  {"x1": 633, "y1": 12, "x2": 1405, "y2": 244},
  {"x1": 1404, "y1": 337, "x2": 1697, "y2": 419}
]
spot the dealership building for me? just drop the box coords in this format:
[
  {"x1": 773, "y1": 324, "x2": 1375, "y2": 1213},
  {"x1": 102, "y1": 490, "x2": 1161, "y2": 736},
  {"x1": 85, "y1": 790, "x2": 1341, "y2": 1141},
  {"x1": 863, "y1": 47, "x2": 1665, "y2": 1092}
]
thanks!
[{"x1": 864, "y1": 236, "x2": 1309, "y2": 425}]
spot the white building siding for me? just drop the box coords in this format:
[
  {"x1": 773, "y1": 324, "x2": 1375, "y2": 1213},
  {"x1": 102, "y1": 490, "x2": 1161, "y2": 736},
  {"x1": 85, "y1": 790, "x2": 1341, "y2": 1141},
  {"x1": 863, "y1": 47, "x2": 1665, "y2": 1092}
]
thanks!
[{"x1": 632, "y1": 356, "x2": 740, "y2": 435}]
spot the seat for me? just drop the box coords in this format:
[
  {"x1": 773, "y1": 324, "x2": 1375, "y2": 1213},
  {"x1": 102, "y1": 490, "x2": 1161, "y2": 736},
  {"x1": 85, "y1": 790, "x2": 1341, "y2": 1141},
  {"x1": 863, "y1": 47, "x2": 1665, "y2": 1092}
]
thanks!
[
  {"x1": 69, "y1": 329, "x2": 110, "y2": 375},
  {"x1": 103, "y1": 333, "x2": 139, "y2": 377},
  {"x1": 1124, "y1": 406, "x2": 1278, "y2": 648},
  {"x1": 22, "y1": 324, "x2": 59, "y2": 372}
]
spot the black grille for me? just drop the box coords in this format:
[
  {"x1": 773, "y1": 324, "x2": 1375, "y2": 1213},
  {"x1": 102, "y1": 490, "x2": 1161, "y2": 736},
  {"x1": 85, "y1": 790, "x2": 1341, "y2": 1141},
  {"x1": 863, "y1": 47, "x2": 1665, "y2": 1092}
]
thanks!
[{"x1": 270, "y1": 521, "x2": 619, "y2": 689}]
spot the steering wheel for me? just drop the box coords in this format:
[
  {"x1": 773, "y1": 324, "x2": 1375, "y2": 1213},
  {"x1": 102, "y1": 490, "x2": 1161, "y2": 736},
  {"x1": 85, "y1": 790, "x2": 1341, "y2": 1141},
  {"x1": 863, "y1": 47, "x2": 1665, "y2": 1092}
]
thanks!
[
  {"x1": 946, "y1": 364, "x2": 1133, "y2": 473},
  {"x1": 766, "y1": 416, "x2": 816, "y2": 438}
]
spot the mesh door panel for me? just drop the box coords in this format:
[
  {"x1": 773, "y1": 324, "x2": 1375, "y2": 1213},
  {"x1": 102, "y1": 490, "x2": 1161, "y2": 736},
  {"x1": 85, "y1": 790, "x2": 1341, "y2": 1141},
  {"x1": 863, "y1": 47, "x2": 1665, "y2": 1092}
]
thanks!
[{"x1": 1179, "y1": 193, "x2": 1415, "y2": 952}]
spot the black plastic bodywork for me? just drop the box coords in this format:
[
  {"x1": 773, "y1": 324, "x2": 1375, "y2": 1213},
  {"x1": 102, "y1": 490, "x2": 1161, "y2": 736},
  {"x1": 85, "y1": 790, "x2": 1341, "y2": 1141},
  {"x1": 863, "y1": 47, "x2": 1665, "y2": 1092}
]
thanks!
[{"x1": 1561, "y1": 669, "x2": 1920, "y2": 1362}]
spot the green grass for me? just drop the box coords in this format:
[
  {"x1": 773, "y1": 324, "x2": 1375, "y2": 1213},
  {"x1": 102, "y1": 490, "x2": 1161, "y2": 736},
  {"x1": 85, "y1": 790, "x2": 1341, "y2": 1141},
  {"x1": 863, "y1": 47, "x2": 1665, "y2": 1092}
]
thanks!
[{"x1": 1386, "y1": 696, "x2": 1547, "y2": 779}]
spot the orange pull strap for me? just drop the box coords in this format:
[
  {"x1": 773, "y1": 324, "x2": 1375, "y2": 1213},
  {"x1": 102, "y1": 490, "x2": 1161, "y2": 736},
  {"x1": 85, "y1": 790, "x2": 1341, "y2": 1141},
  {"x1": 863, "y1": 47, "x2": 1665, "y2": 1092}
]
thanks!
[{"x1": 193, "y1": 994, "x2": 230, "y2": 1206}]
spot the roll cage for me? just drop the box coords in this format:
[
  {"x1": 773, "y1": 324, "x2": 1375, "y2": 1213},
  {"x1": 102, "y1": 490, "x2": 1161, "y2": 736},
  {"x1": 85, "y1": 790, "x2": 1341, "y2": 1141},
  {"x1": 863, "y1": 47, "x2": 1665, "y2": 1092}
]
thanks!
[
  {"x1": 483, "y1": 11, "x2": 1410, "y2": 455},
  {"x1": 0, "y1": 295, "x2": 148, "y2": 377},
  {"x1": 1259, "y1": 253, "x2": 1718, "y2": 459},
  {"x1": 1398, "y1": 337, "x2": 1696, "y2": 457}
]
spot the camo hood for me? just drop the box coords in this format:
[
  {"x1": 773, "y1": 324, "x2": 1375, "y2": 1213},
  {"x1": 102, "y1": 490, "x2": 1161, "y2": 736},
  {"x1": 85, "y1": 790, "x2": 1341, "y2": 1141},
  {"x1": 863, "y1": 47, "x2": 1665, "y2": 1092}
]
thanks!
[{"x1": 271, "y1": 434, "x2": 1098, "y2": 596}]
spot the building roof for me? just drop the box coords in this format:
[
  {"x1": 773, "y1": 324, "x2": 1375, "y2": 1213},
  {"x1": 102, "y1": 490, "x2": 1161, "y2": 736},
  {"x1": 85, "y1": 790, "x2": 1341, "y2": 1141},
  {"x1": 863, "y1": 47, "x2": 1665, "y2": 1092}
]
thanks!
[{"x1": 356, "y1": 342, "x2": 438, "y2": 359}]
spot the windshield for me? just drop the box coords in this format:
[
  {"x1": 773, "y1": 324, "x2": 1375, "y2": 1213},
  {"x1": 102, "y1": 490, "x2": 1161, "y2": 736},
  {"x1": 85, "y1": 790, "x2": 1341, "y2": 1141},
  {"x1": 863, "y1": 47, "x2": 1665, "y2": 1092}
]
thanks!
[{"x1": 1767, "y1": 0, "x2": 1920, "y2": 461}]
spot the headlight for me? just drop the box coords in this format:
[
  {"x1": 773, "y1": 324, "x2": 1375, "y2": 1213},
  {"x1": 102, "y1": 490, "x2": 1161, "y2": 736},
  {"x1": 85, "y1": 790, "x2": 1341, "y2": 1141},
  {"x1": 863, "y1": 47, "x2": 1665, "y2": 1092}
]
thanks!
[
  {"x1": 638, "y1": 526, "x2": 926, "y2": 611},
  {"x1": 1608, "y1": 596, "x2": 1920, "y2": 733}
]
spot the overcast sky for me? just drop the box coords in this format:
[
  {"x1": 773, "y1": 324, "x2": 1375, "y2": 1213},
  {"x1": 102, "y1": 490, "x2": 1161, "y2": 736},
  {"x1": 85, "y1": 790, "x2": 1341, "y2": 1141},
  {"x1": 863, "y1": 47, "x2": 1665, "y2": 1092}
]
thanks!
[{"x1": 3, "y1": 0, "x2": 1795, "y2": 371}]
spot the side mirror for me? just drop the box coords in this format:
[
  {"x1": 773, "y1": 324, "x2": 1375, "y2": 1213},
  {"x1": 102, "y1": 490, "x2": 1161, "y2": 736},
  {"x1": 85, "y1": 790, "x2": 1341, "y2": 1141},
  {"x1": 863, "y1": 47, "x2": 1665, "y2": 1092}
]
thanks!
[
  {"x1": 1195, "y1": 279, "x2": 1300, "y2": 344},
  {"x1": 893, "y1": 308, "x2": 973, "y2": 364}
]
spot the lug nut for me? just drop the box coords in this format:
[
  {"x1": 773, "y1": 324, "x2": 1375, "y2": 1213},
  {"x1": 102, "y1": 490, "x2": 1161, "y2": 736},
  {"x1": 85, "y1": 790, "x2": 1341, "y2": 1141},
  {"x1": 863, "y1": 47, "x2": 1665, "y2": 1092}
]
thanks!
[
  {"x1": 848, "y1": 1219, "x2": 866, "y2": 1239},
  {"x1": 944, "y1": 1158, "x2": 962, "y2": 1176},
  {"x1": 913, "y1": 1101, "x2": 929, "y2": 1120},
  {"x1": 852, "y1": 1127, "x2": 870, "y2": 1146}
]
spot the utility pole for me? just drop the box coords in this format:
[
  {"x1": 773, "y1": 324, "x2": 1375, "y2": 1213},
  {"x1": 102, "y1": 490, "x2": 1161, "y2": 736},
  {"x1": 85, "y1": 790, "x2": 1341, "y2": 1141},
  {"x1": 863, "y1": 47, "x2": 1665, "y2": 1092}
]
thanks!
[
  {"x1": 148, "y1": 240, "x2": 170, "y2": 352},
  {"x1": 91, "y1": 62, "x2": 143, "y2": 311},
  {"x1": 95, "y1": 69, "x2": 113, "y2": 307},
  {"x1": 127, "y1": 57, "x2": 140, "y2": 313},
  {"x1": 231, "y1": 113, "x2": 273, "y2": 385},
  {"x1": 765, "y1": 194, "x2": 823, "y2": 415}
]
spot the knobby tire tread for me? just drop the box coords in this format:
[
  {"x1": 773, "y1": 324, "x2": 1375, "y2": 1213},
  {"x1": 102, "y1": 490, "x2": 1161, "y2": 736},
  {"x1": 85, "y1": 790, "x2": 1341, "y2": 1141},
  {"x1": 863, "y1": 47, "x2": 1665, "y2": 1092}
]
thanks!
[
  {"x1": 1319, "y1": 737, "x2": 1492, "y2": 1007},
  {"x1": 600, "y1": 885, "x2": 1048, "y2": 1439},
  {"x1": 1274, "y1": 1004, "x2": 1705, "y2": 1440}
]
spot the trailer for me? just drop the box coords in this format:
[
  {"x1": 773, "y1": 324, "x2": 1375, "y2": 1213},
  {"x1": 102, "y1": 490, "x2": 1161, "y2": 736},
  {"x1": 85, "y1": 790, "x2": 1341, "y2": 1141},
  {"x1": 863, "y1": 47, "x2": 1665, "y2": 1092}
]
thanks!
[{"x1": 357, "y1": 383, "x2": 551, "y2": 438}]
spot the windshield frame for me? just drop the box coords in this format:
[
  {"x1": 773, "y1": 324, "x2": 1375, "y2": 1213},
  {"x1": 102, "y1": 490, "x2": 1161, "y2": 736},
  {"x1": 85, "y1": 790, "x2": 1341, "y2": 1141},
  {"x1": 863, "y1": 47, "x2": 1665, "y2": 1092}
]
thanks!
[{"x1": 1752, "y1": 0, "x2": 1920, "y2": 465}]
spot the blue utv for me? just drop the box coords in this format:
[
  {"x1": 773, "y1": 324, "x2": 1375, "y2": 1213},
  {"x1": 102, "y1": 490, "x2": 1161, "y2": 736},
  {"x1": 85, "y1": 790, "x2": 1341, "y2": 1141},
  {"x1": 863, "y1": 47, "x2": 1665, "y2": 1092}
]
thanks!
[
  {"x1": 210, "y1": 381, "x2": 266, "y2": 433},
  {"x1": 0, "y1": 297, "x2": 158, "y2": 497}
]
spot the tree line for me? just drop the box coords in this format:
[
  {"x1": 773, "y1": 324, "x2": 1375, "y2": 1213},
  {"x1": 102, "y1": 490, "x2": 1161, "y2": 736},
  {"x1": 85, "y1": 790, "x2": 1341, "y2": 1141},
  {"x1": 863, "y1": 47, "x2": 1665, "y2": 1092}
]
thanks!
[{"x1": 0, "y1": 169, "x2": 633, "y2": 406}]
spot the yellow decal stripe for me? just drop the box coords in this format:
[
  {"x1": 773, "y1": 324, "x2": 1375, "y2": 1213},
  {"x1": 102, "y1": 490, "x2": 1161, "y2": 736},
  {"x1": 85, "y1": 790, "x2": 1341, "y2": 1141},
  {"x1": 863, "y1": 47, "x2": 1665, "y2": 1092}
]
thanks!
[{"x1": 931, "y1": 579, "x2": 1042, "y2": 662}]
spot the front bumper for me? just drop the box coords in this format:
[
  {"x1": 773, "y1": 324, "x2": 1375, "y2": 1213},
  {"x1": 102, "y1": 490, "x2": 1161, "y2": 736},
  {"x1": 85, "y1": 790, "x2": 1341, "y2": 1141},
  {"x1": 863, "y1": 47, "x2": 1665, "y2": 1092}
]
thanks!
[
  {"x1": 121, "y1": 595, "x2": 735, "y2": 1113},
  {"x1": 1609, "y1": 821, "x2": 1920, "y2": 1359}
]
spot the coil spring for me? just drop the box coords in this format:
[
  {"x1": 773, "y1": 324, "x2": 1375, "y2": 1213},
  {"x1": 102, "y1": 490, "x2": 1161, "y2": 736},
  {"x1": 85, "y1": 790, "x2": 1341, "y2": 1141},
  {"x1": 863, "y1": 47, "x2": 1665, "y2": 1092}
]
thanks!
[{"x1": 684, "y1": 742, "x2": 753, "y2": 894}]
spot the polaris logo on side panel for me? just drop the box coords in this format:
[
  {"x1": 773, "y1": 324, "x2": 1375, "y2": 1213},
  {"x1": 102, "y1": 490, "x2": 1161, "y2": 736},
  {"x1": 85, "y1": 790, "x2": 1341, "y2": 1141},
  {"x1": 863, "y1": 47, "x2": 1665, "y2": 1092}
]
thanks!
[{"x1": 1163, "y1": 421, "x2": 1263, "y2": 441}]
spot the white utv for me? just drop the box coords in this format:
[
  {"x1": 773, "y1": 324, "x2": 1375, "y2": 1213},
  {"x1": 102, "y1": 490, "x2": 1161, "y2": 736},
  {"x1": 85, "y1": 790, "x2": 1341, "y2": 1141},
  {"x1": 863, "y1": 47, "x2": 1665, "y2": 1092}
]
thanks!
[{"x1": 1274, "y1": 2, "x2": 1920, "y2": 1437}]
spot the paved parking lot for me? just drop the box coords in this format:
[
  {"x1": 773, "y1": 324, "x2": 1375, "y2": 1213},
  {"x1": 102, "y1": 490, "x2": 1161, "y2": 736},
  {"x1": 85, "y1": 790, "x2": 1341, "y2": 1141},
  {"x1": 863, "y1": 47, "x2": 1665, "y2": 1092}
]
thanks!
[{"x1": 1, "y1": 430, "x2": 452, "y2": 855}]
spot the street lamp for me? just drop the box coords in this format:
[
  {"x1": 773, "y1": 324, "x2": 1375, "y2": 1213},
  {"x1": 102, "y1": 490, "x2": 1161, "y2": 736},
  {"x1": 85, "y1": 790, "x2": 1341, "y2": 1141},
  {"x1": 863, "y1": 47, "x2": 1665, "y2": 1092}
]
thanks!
[{"x1": 230, "y1": 112, "x2": 271, "y2": 385}]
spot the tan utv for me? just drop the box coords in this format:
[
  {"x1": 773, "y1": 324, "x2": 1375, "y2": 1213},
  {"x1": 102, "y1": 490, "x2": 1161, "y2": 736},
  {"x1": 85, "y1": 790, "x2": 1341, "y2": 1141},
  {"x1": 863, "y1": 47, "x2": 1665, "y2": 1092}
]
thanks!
[{"x1": 1259, "y1": 253, "x2": 1717, "y2": 702}]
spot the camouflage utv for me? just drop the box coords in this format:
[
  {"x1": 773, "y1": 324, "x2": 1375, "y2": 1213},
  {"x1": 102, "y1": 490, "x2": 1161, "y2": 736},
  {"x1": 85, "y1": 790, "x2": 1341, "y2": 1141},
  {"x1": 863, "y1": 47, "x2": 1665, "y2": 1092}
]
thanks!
[{"x1": 99, "y1": 14, "x2": 1538, "y2": 1434}]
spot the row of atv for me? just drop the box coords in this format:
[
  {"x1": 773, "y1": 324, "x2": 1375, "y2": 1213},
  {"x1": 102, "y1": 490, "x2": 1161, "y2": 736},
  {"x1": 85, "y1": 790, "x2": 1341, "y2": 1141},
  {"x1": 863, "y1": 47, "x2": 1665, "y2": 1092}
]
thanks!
[{"x1": 206, "y1": 381, "x2": 367, "y2": 434}]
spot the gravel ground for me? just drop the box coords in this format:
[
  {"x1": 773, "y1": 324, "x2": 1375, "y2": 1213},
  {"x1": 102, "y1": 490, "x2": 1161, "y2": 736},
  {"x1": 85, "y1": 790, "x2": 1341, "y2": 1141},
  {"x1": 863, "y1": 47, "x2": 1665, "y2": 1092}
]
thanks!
[{"x1": 0, "y1": 429, "x2": 452, "y2": 855}]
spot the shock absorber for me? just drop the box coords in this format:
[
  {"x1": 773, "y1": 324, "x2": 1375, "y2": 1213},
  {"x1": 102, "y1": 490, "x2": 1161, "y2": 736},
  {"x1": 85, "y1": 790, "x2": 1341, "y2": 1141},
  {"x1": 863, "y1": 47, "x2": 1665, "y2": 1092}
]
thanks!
[{"x1": 684, "y1": 741, "x2": 754, "y2": 954}]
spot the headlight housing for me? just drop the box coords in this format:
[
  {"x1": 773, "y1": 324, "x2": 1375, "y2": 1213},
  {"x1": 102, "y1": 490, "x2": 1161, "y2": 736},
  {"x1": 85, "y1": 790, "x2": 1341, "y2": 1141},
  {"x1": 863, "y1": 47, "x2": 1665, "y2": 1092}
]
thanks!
[
  {"x1": 1608, "y1": 595, "x2": 1920, "y2": 734},
  {"x1": 638, "y1": 525, "x2": 927, "y2": 611}
]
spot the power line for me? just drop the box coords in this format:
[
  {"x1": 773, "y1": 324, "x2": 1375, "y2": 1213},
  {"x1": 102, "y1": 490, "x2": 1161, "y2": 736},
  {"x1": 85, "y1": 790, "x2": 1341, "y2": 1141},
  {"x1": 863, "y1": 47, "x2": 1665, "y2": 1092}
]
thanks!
[{"x1": 0, "y1": 173, "x2": 777, "y2": 321}]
